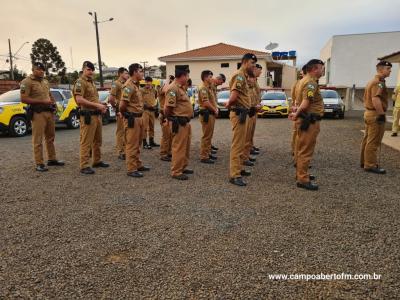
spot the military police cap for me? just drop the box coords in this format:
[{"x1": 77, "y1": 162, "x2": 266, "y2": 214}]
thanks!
[
  {"x1": 33, "y1": 62, "x2": 45, "y2": 70},
  {"x1": 256, "y1": 64, "x2": 262, "y2": 69},
  {"x1": 218, "y1": 73, "x2": 226, "y2": 82},
  {"x1": 377, "y1": 60, "x2": 392, "y2": 67},
  {"x1": 242, "y1": 53, "x2": 258, "y2": 62},
  {"x1": 82, "y1": 61, "x2": 95, "y2": 71},
  {"x1": 306, "y1": 59, "x2": 324, "y2": 66}
]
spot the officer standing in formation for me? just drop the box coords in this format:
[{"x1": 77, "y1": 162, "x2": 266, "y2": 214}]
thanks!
[
  {"x1": 20, "y1": 62, "x2": 65, "y2": 171},
  {"x1": 198, "y1": 70, "x2": 219, "y2": 164},
  {"x1": 159, "y1": 75, "x2": 174, "y2": 162},
  {"x1": 164, "y1": 67, "x2": 194, "y2": 180},
  {"x1": 360, "y1": 61, "x2": 392, "y2": 174},
  {"x1": 251, "y1": 64, "x2": 263, "y2": 154},
  {"x1": 119, "y1": 63, "x2": 150, "y2": 178},
  {"x1": 209, "y1": 73, "x2": 226, "y2": 152},
  {"x1": 290, "y1": 59, "x2": 325, "y2": 190},
  {"x1": 391, "y1": 83, "x2": 400, "y2": 137},
  {"x1": 290, "y1": 65, "x2": 307, "y2": 161},
  {"x1": 225, "y1": 53, "x2": 257, "y2": 186},
  {"x1": 141, "y1": 76, "x2": 160, "y2": 149},
  {"x1": 73, "y1": 61, "x2": 109, "y2": 174},
  {"x1": 109, "y1": 67, "x2": 129, "y2": 160}
]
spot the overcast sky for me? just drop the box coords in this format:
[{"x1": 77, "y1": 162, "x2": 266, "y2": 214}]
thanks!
[{"x1": 1, "y1": 0, "x2": 399, "y2": 74}]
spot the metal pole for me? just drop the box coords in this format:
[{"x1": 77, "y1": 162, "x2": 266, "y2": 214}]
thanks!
[
  {"x1": 94, "y1": 12, "x2": 104, "y2": 87},
  {"x1": 185, "y1": 25, "x2": 189, "y2": 51},
  {"x1": 8, "y1": 39, "x2": 14, "y2": 80}
]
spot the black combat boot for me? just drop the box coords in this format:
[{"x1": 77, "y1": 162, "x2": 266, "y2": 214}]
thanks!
[
  {"x1": 149, "y1": 137, "x2": 160, "y2": 147},
  {"x1": 143, "y1": 139, "x2": 152, "y2": 150}
]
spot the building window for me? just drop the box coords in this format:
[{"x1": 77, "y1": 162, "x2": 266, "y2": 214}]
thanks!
[{"x1": 221, "y1": 63, "x2": 229, "y2": 68}]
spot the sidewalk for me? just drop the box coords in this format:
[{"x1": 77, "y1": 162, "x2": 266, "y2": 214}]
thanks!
[{"x1": 361, "y1": 115, "x2": 400, "y2": 152}]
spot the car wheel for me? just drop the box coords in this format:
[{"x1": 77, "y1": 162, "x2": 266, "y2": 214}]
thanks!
[
  {"x1": 9, "y1": 116, "x2": 28, "y2": 137},
  {"x1": 66, "y1": 111, "x2": 80, "y2": 129},
  {"x1": 102, "y1": 111, "x2": 110, "y2": 125}
]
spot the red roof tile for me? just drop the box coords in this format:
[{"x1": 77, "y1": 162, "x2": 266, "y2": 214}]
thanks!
[{"x1": 159, "y1": 43, "x2": 268, "y2": 61}]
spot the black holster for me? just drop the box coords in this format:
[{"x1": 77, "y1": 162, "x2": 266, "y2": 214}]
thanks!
[
  {"x1": 234, "y1": 108, "x2": 249, "y2": 124},
  {"x1": 24, "y1": 106, "x2": 34, "y2": 122},
  {"x1": 249, "y1": 107, "x2": 256, "y2": 118},
  {"x1": 80, "y1": 110, "x2": 92, "y2": 125},
  {"x1": 123, "y1": 112, "x2": 143, "y2": 128},
  {"x1": 299, "y1": 112, "x2": 321, "y2": 131},
  {"x1": 199, "y1": 109, "x2": 210, "y2": 123},
  {"x1": 168, "y1": 116, "x2": 190, "y2": 134}
]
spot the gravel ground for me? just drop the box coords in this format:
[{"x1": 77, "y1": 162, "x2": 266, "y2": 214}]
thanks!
[{"x1": 0, "y1": 111, "x2": 399, "y2": 299}]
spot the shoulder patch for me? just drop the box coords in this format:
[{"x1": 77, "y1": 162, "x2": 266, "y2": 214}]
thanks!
[
  {"x1": 76, "y1": 80, "x2": 82, "y2": 87},
  {"x1": 237, "y1": 75, "x2": 244, "y2": 81},
  {"x1": 20, "y1": 84, "x2": 26, "y2": 93},
  {"x1": 307, "y1": 84, "x2": 315, "y2": 90},
  {"x1": 378, "y1": 82, "x2": 384, "y2": 89},
  {"x1": 124, "y1": 87, "x2": 132, "y2": 94},
  {"x1": 169, "y1": 91, "x2": 176, "y2": 97},
  {"x1": 201, "y1": 89, "x2": 207, "y2": 95}
]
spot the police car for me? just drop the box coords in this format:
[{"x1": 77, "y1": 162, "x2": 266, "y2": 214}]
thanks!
[
  {"x1": 216, "y1": 90, "x2": 230, "y2": 117},
  {"x1": 98, "y1": 90, "x2": 116, "y2": 125},
  {"x1": 258, "y1": 89, "x2": 289, "y2": 117},
  {"x1": 320, "y1": 88, "x2": 345, "y2": 119}
]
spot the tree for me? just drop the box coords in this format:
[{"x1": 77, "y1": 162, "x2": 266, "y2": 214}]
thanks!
[
  {"x1": 30, "y1": 38, "x2": 66, "y2": 81},
  {"x1": 12, "y1": 65, "x2": 27, "y2": 81},
  {"x1": 159, "y1": 65, "x2": 166, "y2": 79}
]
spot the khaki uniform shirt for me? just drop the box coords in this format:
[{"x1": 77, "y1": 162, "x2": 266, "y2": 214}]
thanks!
[
  {"x1": 110, "y1": 78, "x2": 125, "y2": 106},
  {"x1": 229, "y1": 67, "x2": 251, "y2": 109},
  {"x1": 198, "y1": 83, "x2": 216, "y2": 110},
  {"x1": 254, "y1": 80, "x2": 261, "y2": 105},
  {"x1": 297, "y1": 74, "x2": 324, "y2": 116},
  {"x1": 121, "y1": 78, "x2": 143, "y2": 114},
  {"x1": 291, "y1": 79, "x2": 302, "y2": 106},
  {"x1": 141, "y1": 86, "x2": 158, "y2": 107},
  {"x1": 364, "y1": 75, "x2": 388, "y2": 112},
  {"x1": 165, "y1": 81, "x2": 193, "y2": 118},
  {"x1": 73, "y1": 75, "x2": 99, "y2": 110},
  {"x1": 20, "y1": 75, "x2": 54, "y2": 108},
  {"x1": 248, "y1": 81, "x2": 258, "y2": 107}
]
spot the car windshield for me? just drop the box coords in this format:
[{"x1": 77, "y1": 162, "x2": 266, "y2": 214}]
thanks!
[
  {"x1": 0, "y1": 89, "x2": 21, "y2": 103},
  {"x1": 262, "y1": 92, "x2": 286, "y2": 100},
  {"x1": 321, "y1": 90, "x2": 339, "y2": 98},
  {"x1": 98, "y1": 91, "x2": 109, "y2": 102},
  {"x1": 62, "y1": 90, "x2": 72, "y2": 99},
  {"x1": 217, "y1": 91, "x2": 230, "y2": 99}
]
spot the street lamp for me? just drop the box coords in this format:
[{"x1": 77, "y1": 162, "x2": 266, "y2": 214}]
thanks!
[
  {"x1": 88, "y1": 11, "x2": 114, "y2": 87},
  {"x1": 140, "y1": 61, "x2": 148, "y2": 77}
]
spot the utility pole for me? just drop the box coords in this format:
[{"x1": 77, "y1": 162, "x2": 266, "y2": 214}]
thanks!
[
  {"x1": 8, "y1": 39, "x2": 14, "y2": 80},
  {"x1": 140, "y1": 61, "x2": 148, "y2": 77},
  {"x1": 88, "y1": 12, "x2": 114, "y2": 88},
  {"x1": 94, "y1": 12, "x2": 103, "y2": 87},
  {"x1": 185, "y1": 25, "x2": 189, "y2": 51}
]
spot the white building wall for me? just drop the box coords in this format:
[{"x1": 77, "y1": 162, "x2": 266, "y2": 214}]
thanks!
[{"x1": 320, "y1": 32, "x2": 400, "y2": 88}]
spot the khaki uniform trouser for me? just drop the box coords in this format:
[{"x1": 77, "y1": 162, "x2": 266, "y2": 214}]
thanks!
[
  {"x1": 31, "y1": 111, "x2": 56, "y2": 165},
  {"x1": 295, "y1": 119, "x2": 320, "y2": 183},
  {"x1": 200, "y1": 114, "x2": 216, "y2": 160},
  {"x1": 360, "y1": 110, "x2": 385, "y2": 169},
  {"x1": 143, "y1": 110, "x2": 155, "y2": 139},
  {"x1": 124, "y1": 117, "x2": 144, "y2": 172},
  {"x1": 229, "y1": 111, "x2": 248, "y2": 178},
  {"x1": 251, "y1": 115, "x2": 257, "y2": 147},
  {"x1": 115, "y1": 115, "x2": 125, "y2": 155},
  {"x1": 392, "y1": 107, "x2": 400, "y2": 133},
  {"x1": 170, "y1": 122, "x2": 191, "y2": 176},
  {"x1": 80, "y1": 115, "x2": 102, "y2": 169},
  {"x1": 160, "y1": 116, "x2": 172, "y2": 157},
  {"x1": 241, "y1": 115, "x2": 256, "y2": 161}
]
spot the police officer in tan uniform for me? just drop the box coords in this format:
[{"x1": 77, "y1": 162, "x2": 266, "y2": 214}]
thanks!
[
  {"x1": 391, "y1": 84, "x2": 400, "y2": 136},
  {"x1": 241, "y1": 73, "x2": 258, "y2": 166},
  {"x1": 290, "y1": 65, "x2": 307, "y2": 162},
  {"x1": 164, "y1": 67, "x2": 193, "y2": 180},
  {"x1": 119, "y1": 63, "x2": 150, "y2": 178},
  {"x1": 251, "y1": 64, "x2": 263, "y2": 155},
  {"x1": 289, "y1": 59, "x2": 325, "y2": 190},
  {"x1": 225, "y1": 53, "x2": 257, "y2": 186},
  {"x1": 109, "y1": 67, "x2": 129, "y2": 160},
  {"x1": 360, "y1": 60, "x2": 392, "y2": 174},
  {"x1": 198, "y1": 70, "x2": 219, "y2": 164},
  {"x1": 20, "y1": 62, "x2": 64, "y2": 172},
  {"x1": 141, "y1": 76, "x2": 160, "y2": 149},
  {"x1": 73, "y1": 61, "x2": 109, "y2": 175},
  {"x1": 159, "y1": 75, "x2": 174, "y2": 161},
  {"x1": 210, "y1": 73, "x2": 226, "y2": 153}
]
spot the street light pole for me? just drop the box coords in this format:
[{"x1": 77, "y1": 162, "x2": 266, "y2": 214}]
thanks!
[
  {"x1": 94, "y1": 12, "x2": 104, "y2": 87},
  {"x1": 140, "y1": 61, "x2": 148, "y2": 77},
  {"x1": 8, "y1": 39, "x2": 14, "y2": 80}
]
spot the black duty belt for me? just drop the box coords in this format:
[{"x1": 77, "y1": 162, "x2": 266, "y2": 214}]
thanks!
[
  {"x1": 248, "y1": 107, "x2": 257, "y2": 117},
  {"x1": 167, "y1": 116, "x2": 191, "y2": 133},
  {"x1": 31, "y1": 105, "x2": 56, "y2": 113},
  {"x1": 79, "y1": 109, "x2": 102, "y2": 125},
  {"x1": 123, "y1": 112, "x2": 143, "y2": 128},
  {"x1": 144, "y1": 106, "x2": 157, "y2": 111}
]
